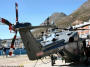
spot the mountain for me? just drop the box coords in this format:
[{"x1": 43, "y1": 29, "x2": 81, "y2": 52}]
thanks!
[
  {"x1": 56, "y1": 0, "x2": 90, "y2": 28},
  {"x1": 33, "y1": 0, "x2": 90, "y2": 37},
  {"x1": 41, "y1": 12, "x2": 67, "y2": 25},
  {"x1": 40, "y1": 0, "x2": 90, "y2": 28}
]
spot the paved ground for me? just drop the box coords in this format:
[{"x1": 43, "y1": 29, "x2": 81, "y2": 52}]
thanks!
[
  {"x1": 0, "y1": 55, "x2": 68, "y2": 67},
  {"x1": 0, "y1": 55, "x2": 90, "y2": 67}
]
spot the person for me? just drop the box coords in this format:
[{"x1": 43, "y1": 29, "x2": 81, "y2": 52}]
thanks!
[
  {"x1": 51, "y1": 55, "x2": 57, "y2": 66},
  {"x1": 2, "y1": 46, "x2": 7, "y2": 58}
]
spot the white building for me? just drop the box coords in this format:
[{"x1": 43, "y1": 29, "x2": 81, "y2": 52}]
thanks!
[
  {"x1": 1, "y1": 37, "x2": 24, "y2": 48},
  {"x1": 73, "y1": 20, "x2": 90, "y2": 46}
]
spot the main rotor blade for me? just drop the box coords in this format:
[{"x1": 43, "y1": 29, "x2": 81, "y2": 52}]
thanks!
[
  {"x1": 56, "y1": 27, "x2": 90, "y2": 31},
  {"x1": 0, "y1": 18, "x2": 12, "y2": 26},
  {"x1": 74, "y1": 28, "x2": 90, "y2": 30},
  {"x1": 54, "y1": 28, "x2": 70, "y2": 30},
  {"x1": 9, "y1": 33, "x2": 17, "y2": 56},
  {"x1": 30, "y1": 25, "x2": 56, "y2": 29},
  {"x1": 15, "y1": 2, "x2": 18, "y2": 23},
  {"x1": 73, "y1": 23, "x2": 90, "y2": 29}
]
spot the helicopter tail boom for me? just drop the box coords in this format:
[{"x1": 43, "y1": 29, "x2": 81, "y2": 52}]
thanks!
[{"x1": 19, "y1": 28, "x2": 42, "y2": 60}]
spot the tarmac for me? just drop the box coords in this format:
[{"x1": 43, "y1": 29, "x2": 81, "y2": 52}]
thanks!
[{"x1": 0, "y1": 55, "x2": 90, "y2": 67}]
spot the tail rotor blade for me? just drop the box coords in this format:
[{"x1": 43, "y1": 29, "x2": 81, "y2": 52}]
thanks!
[
  {"x1": 15, "y1": 2, "x2": 18, "y2": 23},
  {"x1": 9, "y1": 33, "x2": 17, "y2": 56},
  {"x1": 0, "y1": 18, "x2": 12, "y2": 26}
]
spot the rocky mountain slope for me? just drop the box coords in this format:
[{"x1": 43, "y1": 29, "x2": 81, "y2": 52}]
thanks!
[
  {"x1": 40, "y1": 12, "x2": 67, "y2": 25},
  {"x1": 33, "y1": 0, "x2": 90, "y2": 38},
  {"x1": 56, "y1": 0, "x2": 90, "y2": 28}
]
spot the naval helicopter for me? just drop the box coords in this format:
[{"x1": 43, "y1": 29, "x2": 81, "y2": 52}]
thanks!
[{"x1": 0, "y1": 2, "x2": 90, "y2": 66}]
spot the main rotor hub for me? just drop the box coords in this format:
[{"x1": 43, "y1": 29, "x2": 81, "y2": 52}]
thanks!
[{"x1": 13, "y1": 22, "x2": 31, "y2": 30}]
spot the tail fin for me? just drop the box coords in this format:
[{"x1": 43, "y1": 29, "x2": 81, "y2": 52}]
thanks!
[{"x1": 19, "y1": 29, "x2": 42, "y2": 60}]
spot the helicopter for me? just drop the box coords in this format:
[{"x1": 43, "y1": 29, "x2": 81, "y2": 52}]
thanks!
[{"x1": 0, "y1": 2, "x2": 90, "y2": 66}]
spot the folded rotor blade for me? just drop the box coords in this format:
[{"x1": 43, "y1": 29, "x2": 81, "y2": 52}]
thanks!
[
  {"x1": 74, "y1": 29, "x2": 90, "y2": 30},
  {"x1": 56, "y1": 27, "x2": 90, "y2": 31},
  {"x1": 30, "y1": 25, "x2": 56, "y2": 29}
]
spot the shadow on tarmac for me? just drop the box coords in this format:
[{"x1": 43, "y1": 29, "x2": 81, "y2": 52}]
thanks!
[{"x1": 54, "y1": 62, "x2": 90, "y2": 67}]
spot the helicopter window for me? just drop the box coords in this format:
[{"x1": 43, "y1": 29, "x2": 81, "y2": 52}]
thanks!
[
  {"x1": 52, "y1": 28, "x2": 55, "y2": 31},
  {"x1": 52, "y1": 38, "x2": 57, "y2": 42},
  {"x1": 56, "y1": 34, "x2": 59, "y2": 36},
  {"x1": 67, "y1": 32, "x2": 73, "y2": 36},
  {"x1": 69, "y1": 37, "x2": 74, "y2": 42}
]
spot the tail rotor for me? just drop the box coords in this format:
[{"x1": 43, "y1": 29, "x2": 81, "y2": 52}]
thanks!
[
  {"x1": 0, "y1": 3, "x2": 19, "y2": 56},
  {"x1": 9, "y1": 2, "x2": 19, "y2": 56}
]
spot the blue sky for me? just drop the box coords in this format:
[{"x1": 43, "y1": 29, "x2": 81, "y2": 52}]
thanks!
[{"x1": 0, "y1": 0, "x2": 87, "y2": 39}]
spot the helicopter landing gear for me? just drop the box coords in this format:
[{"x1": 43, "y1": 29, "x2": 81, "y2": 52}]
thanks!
[
  {"x1": 82, "y1": 40, "x2": 90, "y2": 65},
  {"x1": 51, "y1": 55, "x2": 57, "y2": 66}
]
